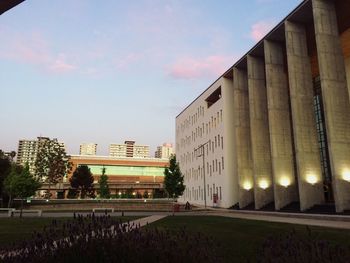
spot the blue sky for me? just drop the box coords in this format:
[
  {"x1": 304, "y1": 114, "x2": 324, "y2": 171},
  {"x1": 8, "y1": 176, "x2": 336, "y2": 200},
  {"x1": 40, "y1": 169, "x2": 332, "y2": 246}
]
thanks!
[{"x1": 0, "y1": 0, "x2": 301, "y2": 155}]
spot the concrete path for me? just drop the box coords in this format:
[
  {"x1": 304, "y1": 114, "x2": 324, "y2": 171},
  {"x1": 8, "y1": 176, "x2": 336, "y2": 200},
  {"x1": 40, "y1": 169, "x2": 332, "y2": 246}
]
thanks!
[
  {"x1": 204, "y1": 209, "x2": 350, "y2": 230},
  {"x1": 128, "y1": 214, "x2": 167, "y2": 227}
]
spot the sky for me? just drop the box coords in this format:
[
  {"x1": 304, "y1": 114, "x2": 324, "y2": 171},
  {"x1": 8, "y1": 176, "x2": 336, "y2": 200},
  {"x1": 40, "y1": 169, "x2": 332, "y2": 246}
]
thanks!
[{"x1": 0, "y1": 0, "x2": 301, "y2": 156}]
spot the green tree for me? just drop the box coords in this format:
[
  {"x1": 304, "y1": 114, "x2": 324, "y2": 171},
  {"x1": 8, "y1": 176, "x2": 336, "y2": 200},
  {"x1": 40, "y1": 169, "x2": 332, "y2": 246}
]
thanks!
[
  {"x1": 35, "y1": 138, "x2": 72, "y2": 199},
  {"x1": 70, "y1": 165, "x2": 95, "y2": 199},
  {"x1": 4, "y1": 164, "x2": 41, "y2": 217},
  {"x1": 164, "y1": 155, "x2": 185, "y2": 200},
  {"x1": 0, "y1": 150, "x2": 12, "y2": 207},
  {"x1": 98, "y1": 167, "x2": 110, "y2": 199},
  {"x1": 66, "y1": 188, "x2": 78, "y2": 199}
]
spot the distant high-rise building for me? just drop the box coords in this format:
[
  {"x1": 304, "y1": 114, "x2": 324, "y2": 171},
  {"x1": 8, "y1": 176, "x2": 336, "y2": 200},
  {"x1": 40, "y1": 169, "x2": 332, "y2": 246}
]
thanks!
[
  {"x1": 17, "y1": 137, "x2": 64, "y2": 174},
  {"x1": 109, "y1": 140, "x2": 149, "y2": 158},
  {"x1": 155, "y1": 143, "x2": 174, "y2": 159},
  {"x1": 80, "y1": 143, "x2": 97, "y2": 155}
]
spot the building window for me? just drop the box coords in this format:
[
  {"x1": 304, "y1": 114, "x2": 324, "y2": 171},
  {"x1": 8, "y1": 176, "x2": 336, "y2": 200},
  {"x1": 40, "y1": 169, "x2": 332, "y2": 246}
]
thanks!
[
  {"x1": 222, "y1": 157, "x2": 224, "y2": 170},
  {"x1": 205, "y1": 87, "x2": 221, "y2": 108},
  {"x1": 219, "y1": 187, "x2": 222, "y2": 200}
]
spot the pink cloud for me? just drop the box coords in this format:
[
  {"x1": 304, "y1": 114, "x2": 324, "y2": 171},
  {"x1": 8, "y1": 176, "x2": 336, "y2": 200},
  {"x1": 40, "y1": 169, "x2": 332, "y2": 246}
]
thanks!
[
  {"x1": 167, "y1": 55, "x2": 233, "y2": 80},
  {"x1": 250, "y1": 20, "x2": 275, "y2": 42},
  {"x1": 0, "y1": 27, "x2": 76, "y2": 74}
]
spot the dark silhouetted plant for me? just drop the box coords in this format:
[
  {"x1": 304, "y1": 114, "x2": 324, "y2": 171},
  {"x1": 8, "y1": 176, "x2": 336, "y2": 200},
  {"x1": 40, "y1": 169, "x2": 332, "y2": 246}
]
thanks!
[{"x1": 257, "y1": 227, "x2": 350, "y2": 263}]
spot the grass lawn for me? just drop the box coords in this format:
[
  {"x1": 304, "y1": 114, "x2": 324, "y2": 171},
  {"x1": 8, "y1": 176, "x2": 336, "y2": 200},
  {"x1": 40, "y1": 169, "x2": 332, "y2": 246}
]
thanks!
[
  {"x1": 151, "y1": 215, "x2": 350, "y2": 263},
  {"x1": 0, "y1": 216, "x2": 141, "y2": 248}
]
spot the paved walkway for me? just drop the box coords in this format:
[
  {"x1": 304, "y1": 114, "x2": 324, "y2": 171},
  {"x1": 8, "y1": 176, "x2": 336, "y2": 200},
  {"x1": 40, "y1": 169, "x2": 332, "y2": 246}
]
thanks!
[
  {"x1": 202, "y1": 209, "x2": 350, "y2": 230},
  {"x1": 128, "y1": 214, "x2": 167, "y2": 227}
]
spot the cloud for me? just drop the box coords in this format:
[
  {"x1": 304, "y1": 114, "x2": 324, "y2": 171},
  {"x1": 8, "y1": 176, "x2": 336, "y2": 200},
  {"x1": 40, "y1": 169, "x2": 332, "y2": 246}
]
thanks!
[
  {"x1": 0, "y1": 26, "x2": 76, "y2": 74},
  {"x1": 49, "y1": 54, "x2": 76, "y2": 73},
  {"x1": 167, "y1": 55, "x2": 233, "y2": 80},
  {"x1": 250, "y1": 20, "x2": 276, "y2": 42},
  {"x1": 115, "y1": 52, "x2": 143, "y2": 71}
]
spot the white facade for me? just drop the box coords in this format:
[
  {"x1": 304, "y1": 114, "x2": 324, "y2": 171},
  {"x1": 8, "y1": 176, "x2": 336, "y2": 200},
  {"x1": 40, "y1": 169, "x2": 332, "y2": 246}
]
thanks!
[
  {"x1": 17, "y1": 137, "x2": 65, "y2": 174},
  {"x1": 79, "y1": 143, "x2": 97, "y2": 155},
  {"x1": 155, "y1": 143, "x2": 174, "y2": 159},
  {"x1": 176, "y1": 77, "x2": 235, "y2": 208},
  {"x1": 109, "y1": 141, "x2": 149, "y2": 158},
  {"x1": 17, "y1": 139, "x2": 39, "y2": 174}
]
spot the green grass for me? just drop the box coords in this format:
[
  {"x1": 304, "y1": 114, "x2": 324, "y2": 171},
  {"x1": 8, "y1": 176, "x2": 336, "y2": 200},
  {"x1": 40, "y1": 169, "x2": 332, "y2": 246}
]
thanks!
[
  {"x1": 0, "y1": 216, "x2": 141, "y2": 247},
  {"x1": 150, "y1": 216, "x2": 350, "y2": 263}
]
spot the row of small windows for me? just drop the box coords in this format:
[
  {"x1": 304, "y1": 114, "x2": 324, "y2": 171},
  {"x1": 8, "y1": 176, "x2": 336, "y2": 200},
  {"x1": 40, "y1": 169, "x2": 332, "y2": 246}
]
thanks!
[
  {"x1": 184, "y1": 184, "x2": 222, "y2": 202},
  {"x1": 180, "y1": 135, "x2": 224, "y2": 165},
  {"x1": 177, "y1": 109, "x2": 223, "y2": 137},
  {"x1": 183, "y1": 156, "x2": 224, "y2": 181},
  {"x1": 178, "y1": 112, "x2": 223, "y2": 151}
]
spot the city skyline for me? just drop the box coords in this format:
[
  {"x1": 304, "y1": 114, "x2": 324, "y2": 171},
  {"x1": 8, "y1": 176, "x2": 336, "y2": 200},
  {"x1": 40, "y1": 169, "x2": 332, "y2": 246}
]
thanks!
[{"x1": 0, "y1": 0, "x2": 301, "y2": 155}]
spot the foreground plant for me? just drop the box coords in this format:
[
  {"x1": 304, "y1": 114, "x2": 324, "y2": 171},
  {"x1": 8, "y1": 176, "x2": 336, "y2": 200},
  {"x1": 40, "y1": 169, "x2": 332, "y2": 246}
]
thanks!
[
  {"x1": 0, "y1": 214, "x2": 222, "y2": 263},
  {"x1": 257, "y1": 227, "x2": 350, "y2": 263}
]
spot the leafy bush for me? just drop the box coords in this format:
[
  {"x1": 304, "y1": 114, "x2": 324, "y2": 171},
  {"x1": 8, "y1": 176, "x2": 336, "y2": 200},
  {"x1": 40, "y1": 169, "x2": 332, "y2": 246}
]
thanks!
[
  {"x1": 0, "y1": 214, "x2": 222, "y2": 263},
  {"x1": 257, "y1": 227, "x2": 350, "y2": 263}
]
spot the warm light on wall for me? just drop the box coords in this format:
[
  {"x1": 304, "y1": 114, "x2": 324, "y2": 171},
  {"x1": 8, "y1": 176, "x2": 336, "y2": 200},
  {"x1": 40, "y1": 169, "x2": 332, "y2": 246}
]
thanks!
[
  {"x1": 243, "y1": 181, "x2": 252, "y2": 191},
  {"x1": 279, "y1": 177, "x2": 291, "y2": 188},
  {"x1": 342, "y1": 170, "x2": 350, "y2": 182},
  {"x1": 258, "y1": 179, "x2": 269, "y2": 190},
  {"x1": 306, "y1": 174, "x2": 318, "y2": 185}
]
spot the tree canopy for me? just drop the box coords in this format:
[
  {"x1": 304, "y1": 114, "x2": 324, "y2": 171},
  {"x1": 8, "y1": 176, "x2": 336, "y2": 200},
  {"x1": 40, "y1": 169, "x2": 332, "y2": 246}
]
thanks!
[
  {"x1": 70, "y1": 165, "x2": 95, "y2": 199},
  {"x1": 98, "y1": 167, "x2": 110, "y2": 199},
  {"x1": 35, "y1": 138, "x2": 72, "y2": 184},
  {"x1": 0, "y1": 150, "x2": 11, "y2": 198},
  {"x1": 4, "y1": 164, "x2": 41, "y2": 213},
  {"x1": 164, "y1": 155, "x2": 185, "y2": 199}
]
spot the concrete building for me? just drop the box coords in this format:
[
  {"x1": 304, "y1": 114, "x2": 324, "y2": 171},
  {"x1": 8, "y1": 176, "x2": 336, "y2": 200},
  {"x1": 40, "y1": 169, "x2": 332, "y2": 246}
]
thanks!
[
  {"x1": 155, "y1": 143, "x2": 174, "y2": 159},
  {"x1": 176, "y1": 0, "x2": 350, "y2": 213},
  {"x1": 109, "y1": 140, "x2": 150, "y2": 158},
  {"x1": 79, "y1": 143, "x2": 97, "y2": 155},
  {"x1": 17, "y1": 137, "x2": 65, "y2": 174}
]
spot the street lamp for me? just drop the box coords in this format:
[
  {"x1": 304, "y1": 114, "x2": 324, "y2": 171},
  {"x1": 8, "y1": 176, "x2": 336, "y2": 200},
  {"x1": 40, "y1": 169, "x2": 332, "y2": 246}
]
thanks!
[{"x1": 194, "y1": 141, "x2": 210, "y2": 209}]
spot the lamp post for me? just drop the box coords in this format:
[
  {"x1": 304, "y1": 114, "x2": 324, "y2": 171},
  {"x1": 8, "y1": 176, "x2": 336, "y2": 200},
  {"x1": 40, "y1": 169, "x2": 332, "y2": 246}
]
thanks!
[{"x1": 195, "y1": 141, "x2": 210, "y2": 209}]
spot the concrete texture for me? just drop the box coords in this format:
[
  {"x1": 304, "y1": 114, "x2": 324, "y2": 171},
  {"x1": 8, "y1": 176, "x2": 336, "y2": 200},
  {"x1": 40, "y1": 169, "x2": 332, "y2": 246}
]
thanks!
[
  {"x1": 232, "y1": 67, "x2": 254, "y2": 208},
  {"x1": 285, "y1": 20, "x2": 324, "y2": 211},
  {"x1": 264, "y1": 40, "x2": 298, "y2": 210},
  {"x1": 247, "y1": 55, "x2": 274, "y2": 209},
  {"x1": 313, "y1": 0, "x2": 350, "y2": 213}
]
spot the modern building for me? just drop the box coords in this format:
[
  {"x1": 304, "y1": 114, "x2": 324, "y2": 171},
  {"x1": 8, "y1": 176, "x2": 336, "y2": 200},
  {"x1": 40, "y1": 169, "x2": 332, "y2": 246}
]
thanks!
[
  {"x1": 64, "y1": 155, "x2": 168, "y2": 197},
  {"x1": 109, "y1": 140, "x2": 150, "y2": 158},
  {"x1": 0, "y1": 0, "x2": 24, "y2": 15},
  {"x1": 176, "y1": 0, "x2": 350, "y2": 213},
  {"x1": 17, "y1": 137, "x2": 65, "y2": 174},
  {"x1": 155, "y1": 143, "x2": 174, "y2": 159},
  {"x1": 80, "y1": 143, "x2": 97, "y2": 156}
]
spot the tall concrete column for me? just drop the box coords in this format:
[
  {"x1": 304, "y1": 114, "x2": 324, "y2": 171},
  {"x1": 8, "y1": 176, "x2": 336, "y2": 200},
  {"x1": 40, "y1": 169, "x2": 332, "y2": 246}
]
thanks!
[
  {"x1": 222, "y1": 76, "x2": 239, "y2": 208},
  {"x1": 285, "y1": 21, "x2": 324, "y2": 211},
  {"x1": 264, "y1": 40, "x2": 298, "y2": 210},
  {"x1": 313, "y1": 0, "x2": 350, "y2": 212},
  {"x1": 232, "y1": 67, "x2": 254, "y2": 208},
  {"x1": 247, "y1": 55, "x2": 274, "y2": 209}
]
